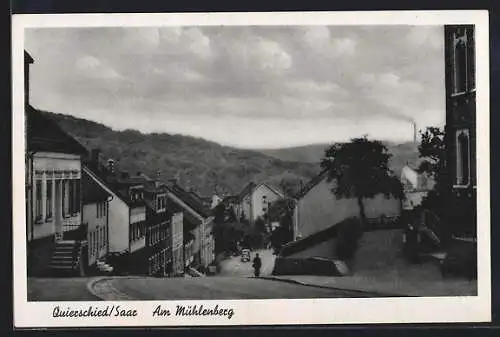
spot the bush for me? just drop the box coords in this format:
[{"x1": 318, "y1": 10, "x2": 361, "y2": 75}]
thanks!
[{"x1": 335, "y1": 218, "x2": 363, "y2": 260}]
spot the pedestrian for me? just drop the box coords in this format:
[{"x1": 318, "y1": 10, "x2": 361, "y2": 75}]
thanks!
[{"x1": 252, "y1": 253, "x2": 262, "y2": 277}]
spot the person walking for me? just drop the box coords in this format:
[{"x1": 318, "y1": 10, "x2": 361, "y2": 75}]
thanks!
[{"x1": 252, "y1": 253, "x2": 262, "y2": 277}]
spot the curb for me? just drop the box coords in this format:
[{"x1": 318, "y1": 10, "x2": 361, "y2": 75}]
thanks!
[
  {"x1": 258, "y1": 276, "x2": 406, "y2": 297},
  {"x1": 87, "y1": 276, "x2": 144, "y2": 301}
]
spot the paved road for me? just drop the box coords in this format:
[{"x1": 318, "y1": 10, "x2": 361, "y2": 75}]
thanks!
[
  {"x1": 28, "y1": 277, "x2": 100, "y2": 301},
  {"x1": 93, "y1": 276, "x2": 379, "y2": 300},
  {"x1": 220, "y1": 249, "x2": 276, "y2": 277}
]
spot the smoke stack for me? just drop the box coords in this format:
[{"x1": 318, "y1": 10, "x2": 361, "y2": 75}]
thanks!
[{"x1": 413, "y1": 122, "x2": 417, "y2": 145}]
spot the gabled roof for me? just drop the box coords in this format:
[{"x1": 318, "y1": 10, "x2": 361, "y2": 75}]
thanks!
[
  {"x1": 165, "y1": 182, "x2": 210, "y2": 219},
  {"x1": 238, "y1": 181, "x2": 284, "y2": 200},
  {"x1": 25, "y1": 50, "x2": 34, "y2": 64},
  {"x1": 26, "y1": 106, "x2": 88, "y2": 155},
  {"x1": 83, "y1": 164, "x2": 146, "y2": 208},
  {"x1": 294, "y1": 170, "x2": 329, "y2": 200},
  {"x1": 82, "y1": 169, "x2": 110, "y2": 205},
  {"x1": 238, "y1": 182, "x2": 257, "y2": 200}
]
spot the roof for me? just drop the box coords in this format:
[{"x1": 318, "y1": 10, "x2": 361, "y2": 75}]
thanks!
[
  {"x1": 279, "y1": 217, "x2": 358, "y2": 257},
  {"x1": 82, "y1": 169, "x2": 110, "y2": 204},
  {"x1": 165, "y1": 182, "x2": 210, "y2": 219},
  {"x1": 294, "y1": 170, "x2": 329, "y2": 200},
  {"x1": 83, "y1": 164, "x2": 146, "y2": 208},
  {"x1": 25, "y1": 50, "x2": 34, "y2": 64},
  {"x1": 238, "y1": 182, "x2": 256, "y2": 200},
  {"x1": 238, "y1": 181, "x2": 284, "y2": 201},
  {"x1": 26, "y1": 106, "x2": 88, "y2": 155}
]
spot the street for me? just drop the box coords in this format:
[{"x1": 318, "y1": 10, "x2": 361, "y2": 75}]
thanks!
[
  {"x1": 92, "y1": 276, "x2": 378, "y2": 300},
  {"x1": 219, "y1": 248, "x2": 276, "y2": 277}
]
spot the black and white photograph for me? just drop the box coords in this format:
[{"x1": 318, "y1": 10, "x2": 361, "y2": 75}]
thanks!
[{"x1": 12, "y1": 11, "x2": 490, "y2": 327}]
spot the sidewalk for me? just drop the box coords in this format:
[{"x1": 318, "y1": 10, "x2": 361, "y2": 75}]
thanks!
[{"x1": 263, "y1": 260, "x2": 477, "y2": 297}]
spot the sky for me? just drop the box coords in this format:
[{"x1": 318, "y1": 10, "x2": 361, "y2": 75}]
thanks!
[{"x1": 25, "y1": 25, "x2": 445, "y2": 149}]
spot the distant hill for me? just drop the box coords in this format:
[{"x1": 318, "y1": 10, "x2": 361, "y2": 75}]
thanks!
[
  {"x1": 40, "y1": 111, "x2": 320, "y2": 197},
  {"x1": 257, "y1": 141, "x2": 420, "y2": 177}
]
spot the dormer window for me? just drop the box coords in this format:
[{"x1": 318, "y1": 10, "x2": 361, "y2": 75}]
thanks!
[{"x1": 156, "y1": 194, "x2": 167, "y2": 213}]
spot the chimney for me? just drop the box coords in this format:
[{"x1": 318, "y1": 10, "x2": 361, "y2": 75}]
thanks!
[
  {"x1": 155, "y1": 169, "x2": 161, "y2": 188},
  {"x1": 107, "y1": 159, "x2": 115, "y2": 175},
  {"x1": 413, "y1": 122, "x2": 417, "y2": 145}
]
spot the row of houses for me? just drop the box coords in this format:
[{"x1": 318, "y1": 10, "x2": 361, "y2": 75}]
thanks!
[{"x1": 25, "y1": 51, "x2": 215, "y2": 277}]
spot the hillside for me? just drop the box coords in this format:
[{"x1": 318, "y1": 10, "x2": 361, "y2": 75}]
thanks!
[
  {"x1": 257, "y1": 141, "x2": 420, "y2": 177},
  {"x1": 41, "y1": 111, "x2": 320, "y2": 197}
]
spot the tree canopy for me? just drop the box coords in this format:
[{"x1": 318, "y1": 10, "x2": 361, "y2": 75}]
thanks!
[{"x1": 320, "y1": 137, "x2": 403, "y2": 223}]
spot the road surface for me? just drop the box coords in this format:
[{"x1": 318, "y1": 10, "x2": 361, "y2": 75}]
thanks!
[
  {"x1": 219, "y1": 249, "x2": 275, "y2": 277},
  {"x1": 92, "y1": 276, "x2": 379, "y2": 300}
]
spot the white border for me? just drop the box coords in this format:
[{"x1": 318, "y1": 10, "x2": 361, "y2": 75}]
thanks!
[{"x1": 12, "y1": 11, "x2": 491, "y2": 327}]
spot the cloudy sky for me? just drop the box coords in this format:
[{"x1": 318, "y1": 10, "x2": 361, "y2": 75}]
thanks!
[{"x1": 25, "y1": 25, "x2": 445, "y2": 149}]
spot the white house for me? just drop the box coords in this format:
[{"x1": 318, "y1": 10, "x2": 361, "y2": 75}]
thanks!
[
  {"x1": 165, "y1": 182, "x2": 215, "y2": 272},
  {"x1": 83, "y1": 159, "x2": 148, "y2": 275},
  {"x1": 82, "y1": 169, "x2": 111, "y2": 268},
  {"x1": 26, "y1": 106, "x2": 88, "y2": 276},
  {"x1": 237, "y1": 182, "x2": 284, "y2": 224},
  {"x1": 400, "y1": 165, "x2": 435, "y2": 211},
  {"x1": 289, "y1": 172, "x2": 402, "y2": 258}
]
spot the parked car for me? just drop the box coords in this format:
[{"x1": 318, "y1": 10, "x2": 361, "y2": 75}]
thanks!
[{"x1": 240, "y1": 249, "x2": 250, "y2": 262}]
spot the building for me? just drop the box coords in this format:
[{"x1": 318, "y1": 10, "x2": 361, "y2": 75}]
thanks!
[
  {"x1": 236, "y1": 182, "x2": 284, "y2": 224},
  {"x1": 289, "y1": 171, "x2": 401, "y2": 256},
  {"x1": 400, "y1": 165, "x2": 435, "y2": 211},
  {"x1": 170, "y1": 208, "x2": 185, "y2": 276},
  {"x1": 25, "y1": 52, "x2": 89, "y2": 276},
  {"x1": 444, "y1": 25, "x2": 477, "y2": 238},
  {"x1": 83, "y1": 154, "x2": 148, "y2": 275},
  {"x1": 133, "y1": 171, "x2": 173, "y2": 277},
  {"x1": 82, "y1": 169, "x2": 112, "y2": 272},
  {"x1": 165, "y1": 181, "x2": 215, "y2": 273}
]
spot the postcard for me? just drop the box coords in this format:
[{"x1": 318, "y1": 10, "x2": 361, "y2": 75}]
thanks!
[{"x1": 12, "y1": 10, "x2": 490, "y2": 327}]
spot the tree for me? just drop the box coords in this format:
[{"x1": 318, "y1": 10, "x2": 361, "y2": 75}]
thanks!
[
  {"x1": 267, "y1": 198, "x2": 296, "y2": 254},
  {"x1": 415, "y1": 126, "x2": 453, "y2": 242},
  {"x1": 320, "y1": 137, "x2": 404, "y2": 225},
  {"x1": 417, "y1": 127, "x2": 445, "y2": 181}
]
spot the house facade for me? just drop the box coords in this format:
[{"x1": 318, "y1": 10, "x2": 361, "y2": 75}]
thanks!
[
  {"x1": 400, "y1": 165, "x2": 435, "y2": 211},
  {"x1": 82, "y1": 169, "x2": 111, "y2": 268},
  {"x1": 171, "y1": 211, "x2": 184, "y2": 276},
  {"x1": 237, "y1": 182, "x2": 284, "y2": 224},
  {"x1": 165, "y1": 181, "x2": 216, "y2": 273},
  {"x1": 444, "y1": 25, "x2": 477, "y2": 238},
  {"x1": 133, "y1": 171, "x2": 173, "y2": 277},
  {"x1": 83, "y1": 157, "x2": 149, "y2": 275},
  {"x1": 292, "y1": 172, "x2": 402, "y2": 241},
  {"x1": 25, "y1": 52, "x2": 89, "y2": 276}
]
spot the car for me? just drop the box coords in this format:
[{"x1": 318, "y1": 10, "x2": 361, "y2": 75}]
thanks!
[{"x1": 240, "y1": 249, "x2": 250, "y2": 262}]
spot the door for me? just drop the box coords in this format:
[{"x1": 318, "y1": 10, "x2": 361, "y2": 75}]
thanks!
[{"x1": 54, "y1": 180, "x2": 63, "y2": 241}]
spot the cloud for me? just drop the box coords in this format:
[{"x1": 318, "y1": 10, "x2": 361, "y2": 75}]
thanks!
[
  {"x1": 25, "y1": 25, "x2": 445, "y2": 148},
  {"x1": 75, "y1": 55, "x2": 122, "y2": 79}
]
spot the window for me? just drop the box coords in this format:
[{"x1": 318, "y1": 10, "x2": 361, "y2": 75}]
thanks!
[
  {"x1": 156, "y1": 195, "x2": 166, "y2": 212},
  {"x1": 453, "y1": 38, "x2": 467, "y2": 94},
  {"x1": 456, "y1": 130, "x2": 471, "y2": 186},
  {"x1": 73, "y1": 180, "x2": 80, "y2": 214},
  {"x1": 97, "y1": 202, "x2": 106, "y2": 218},
  {"x1": 46, "y1": 180, "x2": 53, "y2": 219},
  {"x1": 467, "y1": 30, "x2": 476, "y2": 90},
  {"x1": 35, "y1": 180, "x2": 42, "y2": 222}
]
